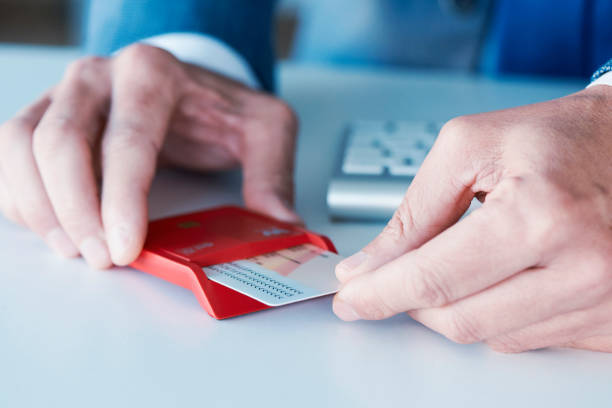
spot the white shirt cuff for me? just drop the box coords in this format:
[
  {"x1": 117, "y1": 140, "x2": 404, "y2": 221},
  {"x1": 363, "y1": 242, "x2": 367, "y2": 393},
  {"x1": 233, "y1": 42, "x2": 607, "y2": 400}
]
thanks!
[
  {"x1": 587, "y1": 71, "x2": 612, "y2": 88},
  {"x1": 140, "y1": 32, "x2": 261, "y2": 89}
]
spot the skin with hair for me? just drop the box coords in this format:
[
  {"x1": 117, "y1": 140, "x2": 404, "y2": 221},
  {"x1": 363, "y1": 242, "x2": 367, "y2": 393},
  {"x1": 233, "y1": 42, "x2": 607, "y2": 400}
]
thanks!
[
  {"x1": 333, "y1": 85, "x2": 612, "y2": 353},
  {"x1": 0, "y1": 44, "x2": 300, "y2": 269}
]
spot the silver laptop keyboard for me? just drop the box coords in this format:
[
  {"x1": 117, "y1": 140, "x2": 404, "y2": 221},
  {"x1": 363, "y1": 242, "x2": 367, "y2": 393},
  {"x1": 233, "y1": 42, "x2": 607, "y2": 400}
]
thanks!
[
  {"x1": 341, "y1": 121, "x2": 440, "y2": 177},
  {"x1": 327, "y1": 120, "x2": 442, "y2": 220}
]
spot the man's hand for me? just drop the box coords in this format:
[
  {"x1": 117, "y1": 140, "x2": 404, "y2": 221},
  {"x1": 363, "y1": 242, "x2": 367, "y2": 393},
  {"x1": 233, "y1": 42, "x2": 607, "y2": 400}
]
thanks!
[
  {"x1": 333, "y1": 85, "x2": 612, "y2": 353},
  {"x1": 0, "y1": 44, "x2": 300, "y2": 269}
]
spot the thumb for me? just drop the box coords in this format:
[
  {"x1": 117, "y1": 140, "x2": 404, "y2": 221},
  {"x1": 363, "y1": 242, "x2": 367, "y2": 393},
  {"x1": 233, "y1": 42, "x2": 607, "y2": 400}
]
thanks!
[{"x1": 336, "y1": 119, "x2": 484, "y2": 282}]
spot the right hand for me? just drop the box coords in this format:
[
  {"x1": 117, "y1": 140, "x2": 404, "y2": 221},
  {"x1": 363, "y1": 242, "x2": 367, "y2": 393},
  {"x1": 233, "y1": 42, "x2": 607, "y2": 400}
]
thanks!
[
  {"x1": 0, "y1": 43, "x2": 300, "y2": 269},
  {"x1": 332, "y1": 87, "x2": 612, "y2": 352}
]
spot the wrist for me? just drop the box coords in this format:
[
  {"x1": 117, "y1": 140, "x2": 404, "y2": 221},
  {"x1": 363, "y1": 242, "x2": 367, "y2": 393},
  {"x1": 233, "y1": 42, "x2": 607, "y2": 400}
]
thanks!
[
  {"x1": 574, "y1": 85, "x2": 612, "y2": 143},
  {"x1": 581, "y1": 80, "x2": 612, "y2": 103},
  {"x1": 140, "y1": 32, "x2": 261, "y2": 89},
  {"x1": 588, "y1": 72, "x2": 612, "y2": 89}
]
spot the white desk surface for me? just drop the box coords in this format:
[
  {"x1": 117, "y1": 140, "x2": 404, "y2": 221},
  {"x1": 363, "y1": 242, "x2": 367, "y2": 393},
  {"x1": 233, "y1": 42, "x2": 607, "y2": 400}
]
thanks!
[{"x1": 1, "y1": 45, "x2": 611, "y2": 408}]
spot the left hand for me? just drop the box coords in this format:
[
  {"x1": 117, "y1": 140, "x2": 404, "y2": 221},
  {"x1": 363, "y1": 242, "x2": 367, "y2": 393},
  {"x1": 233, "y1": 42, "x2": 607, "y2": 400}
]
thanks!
[
  {"x1": 0, "y1": 44, "x2": 300, "y2": 269},
  {"x1": 332, "y1": 85, "x2": 612, "y2": 353}
]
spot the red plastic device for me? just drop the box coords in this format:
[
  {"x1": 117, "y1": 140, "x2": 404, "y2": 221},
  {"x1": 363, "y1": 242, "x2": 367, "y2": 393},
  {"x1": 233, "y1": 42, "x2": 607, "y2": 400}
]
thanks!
[{"x1": 130, "y1": 206, "x2": 337, "y2": 319}]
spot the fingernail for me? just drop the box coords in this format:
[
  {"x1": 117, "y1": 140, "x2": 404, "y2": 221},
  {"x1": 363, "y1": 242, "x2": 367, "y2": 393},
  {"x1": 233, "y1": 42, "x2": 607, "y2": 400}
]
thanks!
[
  {"x1": 45, "y1": 228, "x2": 79, "y2": 258},
  {"x1": 79, "y1": 236, "x2": 112, "y2": 269},
  {"x1": 333, "y1": 298, "x2": 362, "y2": 322},
  {"x1": 275, "y1": 202, "x2": 303, "y2": 224},
  {"x1": 336, "y1": 251, "x2": 369, "y2": 280},
  {"x1": 108, "y1": 224, "x2": 133, "y2": 266},
  {"x1": 278, "y1": 211, "x2": 303, "y2": 225},
  {"x1": 270, "y1": 196, "x2": 303, "y2": 224}
]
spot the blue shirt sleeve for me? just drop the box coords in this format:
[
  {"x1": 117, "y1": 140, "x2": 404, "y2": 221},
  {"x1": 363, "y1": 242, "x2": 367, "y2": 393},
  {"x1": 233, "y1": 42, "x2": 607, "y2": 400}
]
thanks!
[
  {"x1": 591, "y1": 58, "x2": 612, "y2": 82},
  {"x1": 82, "y1": 0, "x2": 278, "y2": 92}
]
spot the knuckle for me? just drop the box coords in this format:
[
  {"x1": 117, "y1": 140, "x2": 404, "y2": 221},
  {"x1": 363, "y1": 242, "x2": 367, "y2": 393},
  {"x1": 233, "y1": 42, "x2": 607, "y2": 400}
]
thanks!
[
  {"x1": 103, "y1": 128, "x2": 160, "y2": 158},
  {"x1": 241, "y1": 118, "x2": 267, "y2": 141},
  {"x1": 32, "y1": 117, "x2": 84, "y2": 160},
  {"x1": 54, "y1": 204, "x2": 92, "y2": 234},
  {"x1": 128, "y1": 85, "x2": 164, "y2": 109},
  {"x1": 437, "y1": 116, "x2": 474, "y2": 147},
  {"x1": 270, "y1": 99, "x2": 298, "y2": 126},
  {"x1": 122, "y1": 74, "x2": 177, "y2": 109},
  {"x1": 379, "y1": 202, "x2": 416, "y2": 246},
  {"x1": 241, "y1": 100, "x2": 298, "y2": 149},
  {"x1": 18, "y1": 204, "x2": 55, "y2": 233},
  {"x1": 253, "y1": 98, "x2": 299, "y2": 142},
  {"x1": 352, "y1": 297, "x2": 389, "y2": 320},
  {"x1": 118, "y1": 43, "x2": 176, "y2": 69},
  {"x1": 120, "y1": 43, "x2": 159, "y2": 60},
  {"x1": 489, "y1": 176, "x2": 570, "y2": 255},
  {"x1": 65, "y1": 56, "x2": 106, "y2": 82},
  {"x1": 0, "y1": 118, "x2": 35, "y2": 151},
  {"x1": 487, "y1": 335, "x2": 528, "y2": 353},
  {"x1": 194, "y1": 86, "x2": 226, "y2": 105},
  {"x1": 3, "y1": 117, "x2": 35, "y2": 137},
  {"x1": 405, "y1": 261, "x2": 451, "y2": 307},
  {"x1": 344, "y1": 288, "x2": 391, "y2": 320},
  {"x1": 576, "y1": 252, "x2": 612, "y2": 297},
  {"x1": 3, "y1": 209, "x2": 23, "y2": 225},
  {"x1": 116, "y1": 44, "x2": 181, "y2": 98},
  {"x1": 42, "y1": 115, "x2": 78, "y2": 135},
  {"x1": 444, "y1": 309, "x2": 482, "y2": 344},
  {"x1": 526, "y1": 201, "x2": 575, "y2": 254},
  {"x1": 0, "y1": 200, "x2": 22, "y2": 225}
]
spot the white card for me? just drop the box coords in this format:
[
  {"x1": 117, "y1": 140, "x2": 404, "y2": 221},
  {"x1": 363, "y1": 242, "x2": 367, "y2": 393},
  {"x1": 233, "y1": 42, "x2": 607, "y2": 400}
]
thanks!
[{"x1": 203, "y1": 244, "x2": 343, "y2": 306}]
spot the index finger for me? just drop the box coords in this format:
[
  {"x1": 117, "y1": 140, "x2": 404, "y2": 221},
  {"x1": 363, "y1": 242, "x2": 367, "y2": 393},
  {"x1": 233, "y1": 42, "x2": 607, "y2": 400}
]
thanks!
[
  {"x1": 335, "y1": 118, "x2": 497, "y2": 282},
  {"x1": 333, "y1": 187, "x2": 542, "y2": 321},
  {"x1": 101, "y1": 46, "x2": 180, "y2": 265}
]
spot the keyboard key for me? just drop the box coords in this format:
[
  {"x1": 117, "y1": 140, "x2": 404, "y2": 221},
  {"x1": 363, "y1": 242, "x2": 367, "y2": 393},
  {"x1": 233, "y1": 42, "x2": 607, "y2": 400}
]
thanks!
[
  {"x1": 351, "y1": 121, "x2": 386, "y2": 132},
  {"x1": 381, "y1": 130, "x2": 411, "y2": 141},
  {"x1": 343, "y1": 161, "x2": 385, "y2": 175},
  {"x1": 414, "y1": 138, "x2": 432, "y2": 150},
  {"x1": 426, "y1": 121, "x2": 442, "y2": 135},
  {"x1": 348, "y1": 135, "x2": 378, "y2": 147},
  {"x1": 343, "y1": 151, "x2": 386, "y2": 175},
  {"x1": 384, "y1": 140, "x2": 420, "y2": 151},
  {"x1": 345, "y1": 146, "x2": 383, "y2": 158},
  {"x1": 384, "y1": 121, "x2": 398, "y2": 133},
  {"x1": 389, "y1": 147, "x2": 427, "y2": 162},
  {"x1": 402, "y1": 157, "x2": 414, "y2": 166},
  {"x1": 387, "y1": 159, "x2": 420, "y2": 176},
  {"x1": 340, "y1": 120, "x2": 441, "y2": 177},
  {"x1": 395, "y1": 121, "x2": 429, "y2": 135}
]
